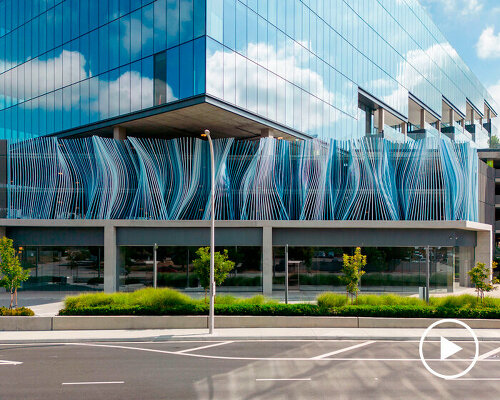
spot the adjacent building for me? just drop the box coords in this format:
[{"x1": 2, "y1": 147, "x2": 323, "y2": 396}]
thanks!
[{"x1": 0, "y1": 0, "x2": 496, "y2": 295}]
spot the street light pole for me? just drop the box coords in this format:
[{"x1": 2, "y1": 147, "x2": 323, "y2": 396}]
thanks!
[
  {"x1": 426, "y1": 245, "x2": 430, "y2": 304},
  {"x1": 153, "y1": 243, "x2": 158, "y2": 289},
  {"x1": 202, "y1": 129, "x2": 216, "y2": 335}
]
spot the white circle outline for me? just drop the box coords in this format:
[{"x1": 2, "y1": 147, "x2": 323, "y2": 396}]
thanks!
[{"x1": 419, "y1": 319, "x2": 479, "y2": 380}]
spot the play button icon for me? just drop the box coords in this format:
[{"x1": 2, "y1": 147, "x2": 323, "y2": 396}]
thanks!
[
  {"x1": 440, "y1": 336, "x2": 462, "y2": 360},
  {"x1": 419, "y1": 319, "x2": 479, "y2": 379}
]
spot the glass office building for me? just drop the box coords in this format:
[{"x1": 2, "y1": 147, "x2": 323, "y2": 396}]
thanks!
[
  {"x1": 0, "y1": 0, "x2": 496, "y2": 143},
  {"x1": 0, "y1": 1, "x2": 496, "y2": 295}
]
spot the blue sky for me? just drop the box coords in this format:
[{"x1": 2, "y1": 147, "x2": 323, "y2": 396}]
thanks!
[{"x1": 420, "y1": 0, "x2": 500, "y2": 108}]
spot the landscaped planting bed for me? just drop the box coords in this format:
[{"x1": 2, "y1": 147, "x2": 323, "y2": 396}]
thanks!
[{"x1": 58, "y1": 288, "x2": 500, "y2": 319}]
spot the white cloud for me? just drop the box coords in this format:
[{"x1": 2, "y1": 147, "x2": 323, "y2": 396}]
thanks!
[
  {"x1": 488, "y1": 80, "x2": 500, "y2": 109},
  {"x1": 476, "y1": 27, "x2": 500, "y2": 59},
  {"x1": 423, "y1": 0, "x2": 483, "y2": 15}
]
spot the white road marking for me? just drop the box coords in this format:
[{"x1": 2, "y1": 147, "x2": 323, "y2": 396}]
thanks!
[
  {"x1": 311, "y1": 341, "x2": 376, "y2": 360},
  {"x1": 448, "y1": 378, "x2": 500, "y2": 381},
  {"x1": 62, "y1": 381, "x2": 124, "y2": 385},
  {"x1": 176, "y1": 341, "x2": 234, "y2": 353},
  {"x1": 0, "y1": 360, "x2": 22, "y2": 365},
  {"x1": 68, "y1": 343, "x2": 500, "y2": 362},
  {"x1": 256, "y1": 378, "x2": 311, "y2": 381},
  {"x1": 478, "y1": 346, "x2": 500, "y2": 360}
]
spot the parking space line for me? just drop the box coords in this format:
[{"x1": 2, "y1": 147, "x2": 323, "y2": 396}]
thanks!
[
  {"x1": 311, "y1": 341, "x2": 376, "y2": 360},
  {"x1": 256, "y1": 378, "x2": 312, "y2": 381},
  {"x1": 62, "y1": 381, "x2": 124, "y2": 385},
  {"x1": 478, "y1": 346, "x2": 500, "y2": 360},
  {"x1": 176, "y1": 341, "x2": 234, "y2": 354},
  {"x1": 0, "y1": 360, "x2": 22, "y2": 365},
  {"x1": 449, "y1": 378, "x2": 500, "y2": 381}
]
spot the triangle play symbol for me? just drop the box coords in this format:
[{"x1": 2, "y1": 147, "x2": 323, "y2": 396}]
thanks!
[{"x1": 440, "y1": 336, "x2": 462, "y2": 360}]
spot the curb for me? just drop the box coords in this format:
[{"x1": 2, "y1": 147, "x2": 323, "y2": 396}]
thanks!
[{"x1": 2, "y1": 315, "x2": 500, "y2": 331}]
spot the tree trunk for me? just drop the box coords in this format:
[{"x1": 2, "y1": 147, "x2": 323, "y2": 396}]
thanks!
[
  {"x1": 9, "y1": 289, "x2": 14, "y2": 309},
  {"x1": 15, "y1": 289, "x2": 17, "y2": 308}
]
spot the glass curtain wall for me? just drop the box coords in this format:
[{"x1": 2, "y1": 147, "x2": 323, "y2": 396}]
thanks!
[
  {"x1": 205, "y1": 0, "x2": 496, "y2": 142},
  {"x1": 272, "y1": 246, "x2": 454, "y2": 294},
  {"x1": 19, "y1": 246, "x2": 104, "y2": 291},
  {"x1": 119, "y1": 245, "x2": 263, "y2": 292},
  {"x1": 0, "y1": 0, "x2": 206, "y2": 142}
]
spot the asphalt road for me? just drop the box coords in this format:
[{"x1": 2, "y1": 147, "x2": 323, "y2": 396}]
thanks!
[{"x1": 0, "y1": 339, "x2": 499, "y2": 399}]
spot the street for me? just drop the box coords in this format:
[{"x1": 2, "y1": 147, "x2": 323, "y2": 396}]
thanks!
[{"x1": 0, "y1": 339, "x2": 499, "y2": 399}]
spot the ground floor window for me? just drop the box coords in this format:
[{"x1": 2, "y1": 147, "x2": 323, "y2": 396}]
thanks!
[
  {"x1": 19, "y1": 246, "x2": 104, "y2": 292},
  {"x1": 119, "y1": 246, "x2": 263, "y2": 293},
  {"x1": 272, "y1": 246, "x2": 456, "y2": 294}
]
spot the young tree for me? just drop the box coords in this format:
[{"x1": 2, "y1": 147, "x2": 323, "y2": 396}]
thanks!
[
  {"x1": 468, "y1": 261, "x2": 499, "y2": 303},
  {"x1": 0, "y1": 237, "x2": 30, "y2": 308},
  {"x1": 341, "y1": 247, "x2": 367, "y2": 304},
  {"x1": 193, "y1": 247, "x2": 235, "y2": 301}
]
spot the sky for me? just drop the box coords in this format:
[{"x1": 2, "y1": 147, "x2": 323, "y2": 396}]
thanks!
[{"x1": 420, "y1": 0, "x2": 500, "y2": 110}]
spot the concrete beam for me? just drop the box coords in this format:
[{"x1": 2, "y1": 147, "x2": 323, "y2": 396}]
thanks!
[{"x1": 262, "y1": 226, "x2": 273, "y2": 296}]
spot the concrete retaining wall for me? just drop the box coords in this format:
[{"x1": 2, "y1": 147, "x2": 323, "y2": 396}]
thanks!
[
  {"x1": 0, "y1": 317, "x2": 52, "y2": 331},
  {"x1": 1, "y1": 316, "x2": 500, "y2": 331}
]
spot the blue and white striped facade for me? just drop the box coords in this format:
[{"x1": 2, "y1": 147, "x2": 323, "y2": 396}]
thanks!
[{"x1": 8, "y1": 136, "x2": 478, "y2": 222}]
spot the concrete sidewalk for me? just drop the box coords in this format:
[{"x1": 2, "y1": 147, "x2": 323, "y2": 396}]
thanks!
[{"x1": 0, "y1": 327, "x2": 499, "y2": 343}]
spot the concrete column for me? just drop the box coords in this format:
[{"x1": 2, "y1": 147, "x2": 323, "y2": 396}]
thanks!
[
  {"x1": 104, "y1": 224, "x2": 120, "y2": 293},
  {"x1": 435, "y1": 120, "x2": 441, "y2": 132},
  {"x1": 420, "y1": 109, "x2": 426, "y2": 129},
  {"x1": 262, "y1": 226, "x2": 273, "y2": 296},
  {"x1": 401, "y1": 122, "x2": 407, "y2": 142},
  {"x1": 449, "y1": 109, "x2": 455, "y2": 125},
  {"x1": 460, "y1": 119, "x2": 465, "y2": 128},
  {"x1": 475, "y1": 230, "x2": 493, "y2": 281},
  {"x1": 113, "y1": 126, "x2": 127, "y2": 141},
  {"x1": 459, "y1": 247, "x2": 473, "y2": 288},
  {"x1": 261, "y1": 128, "x2": 273, "y2": 138},
  {"x1": 377, "y1": 108, "x2": 385, "y2": 133},
  {"x1": 365, "y1": 109, "x2": 373, "y2": 135},
  {"x1": 470, "y1": 108, "x2": 475, "y2": 125}
]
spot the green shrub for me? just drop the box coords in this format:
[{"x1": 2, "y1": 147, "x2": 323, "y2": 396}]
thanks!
[
  {"x1": 0, "y1": 306, "x2": 34, "y2": 316},
  {"x1": 59, "y1": 303, "x2": 500, "y2": 319}
]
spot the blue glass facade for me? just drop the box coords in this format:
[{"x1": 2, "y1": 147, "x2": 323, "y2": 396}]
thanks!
[
  {"x1": 0, "y1": 0, "x2": 206, "y2": 141},
  {"x1": 0, "y1": 0, "x2": 496, "y2": 143}
]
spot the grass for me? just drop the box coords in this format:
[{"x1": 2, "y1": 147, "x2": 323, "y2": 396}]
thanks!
[
  {"x1": 63, "y1": 288, "x2": 277, "y2": 310},
  {"x1": 317, "y1": 292, "x2": 500, "y2": 308}
]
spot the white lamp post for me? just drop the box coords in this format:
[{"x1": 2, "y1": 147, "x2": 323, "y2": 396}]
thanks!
[{"x1": 202, "y1": 129, "x2": 215, "y2": 335}]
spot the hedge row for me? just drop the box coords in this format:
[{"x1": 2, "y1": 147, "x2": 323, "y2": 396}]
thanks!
[
  {"x1": 59, "y1": 303, "x2": 500, "y2": 319},
  {"x1": 0, "y1": 307, "x2": 34, "y2": 316}
]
